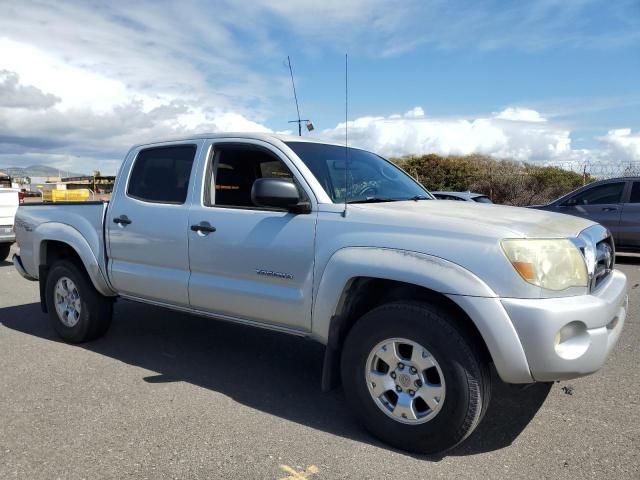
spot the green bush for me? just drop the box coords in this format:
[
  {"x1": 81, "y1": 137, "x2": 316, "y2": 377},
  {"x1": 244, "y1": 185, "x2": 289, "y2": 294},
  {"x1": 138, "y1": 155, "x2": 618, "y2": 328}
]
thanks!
[{"x1": 392, "y1": 154, "x2": 590, "y2": 206}]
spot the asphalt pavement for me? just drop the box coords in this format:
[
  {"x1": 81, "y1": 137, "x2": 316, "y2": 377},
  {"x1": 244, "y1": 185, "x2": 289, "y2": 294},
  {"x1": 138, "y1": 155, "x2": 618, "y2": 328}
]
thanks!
[{"x1": 1, "y1": 244, "x2": 638, "y2": 479}]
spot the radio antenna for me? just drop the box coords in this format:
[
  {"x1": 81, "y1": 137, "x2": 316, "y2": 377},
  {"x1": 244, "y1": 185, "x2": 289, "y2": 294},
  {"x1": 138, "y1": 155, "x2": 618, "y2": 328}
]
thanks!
[
  {"x1": 342, "y1": 53, "x2": 349, "y2": 217},
  {"x1": 286, "y1": 55, "x2": 304, "y2": 136}
]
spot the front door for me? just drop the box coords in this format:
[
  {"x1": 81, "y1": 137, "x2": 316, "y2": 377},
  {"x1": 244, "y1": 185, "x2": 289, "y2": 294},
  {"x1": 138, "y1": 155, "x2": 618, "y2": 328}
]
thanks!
[
  {"x1": 107, "y1": 142, "x2": 200, "y2": 306},
  {"x1": 188, "y1": 140, "x2": 317, "y2": 331}
]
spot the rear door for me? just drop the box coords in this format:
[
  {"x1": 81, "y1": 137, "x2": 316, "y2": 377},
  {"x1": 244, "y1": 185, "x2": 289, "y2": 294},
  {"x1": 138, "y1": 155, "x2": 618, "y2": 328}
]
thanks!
[
  {"x1": 618, "y1": 180, "x2": 640, "y2": 249},
  {"x1": 560, "y1": 181, "x2": 625, "y2": 241},
  {"x1": 187, "y1": 139, "x2": 317, "y2": 331},
  {"x1": 107, "y1": 141, "x2": 201, "y2": 306}
]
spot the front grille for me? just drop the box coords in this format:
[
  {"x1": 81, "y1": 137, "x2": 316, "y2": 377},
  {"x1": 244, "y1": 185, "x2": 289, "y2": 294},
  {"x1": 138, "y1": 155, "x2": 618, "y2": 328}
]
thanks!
[
  {"x1": 592, "y1": 238, "x2": 614, "y2": 290},
  {"x1": 573, "y1": 224, "x2": 614, "y2": 292}
]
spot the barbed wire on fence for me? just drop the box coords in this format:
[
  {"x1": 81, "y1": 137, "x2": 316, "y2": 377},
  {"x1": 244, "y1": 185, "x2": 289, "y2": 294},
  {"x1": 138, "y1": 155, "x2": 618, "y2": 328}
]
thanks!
[{"x1": 542, "y1": 161, "x2": 640, "y2": 180}]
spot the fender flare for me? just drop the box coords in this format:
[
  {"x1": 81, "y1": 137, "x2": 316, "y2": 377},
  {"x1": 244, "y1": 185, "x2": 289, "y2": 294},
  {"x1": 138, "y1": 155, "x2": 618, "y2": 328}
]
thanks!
[
  {"x1": 34, "y1": 222, "x2": 115, "y2": 297},
  {"x1": 312, "y1": 247, "x2": 496, "y2": 343},
  {"x1": 312, "y1": 247, "x2": 532, "y2": 389}
]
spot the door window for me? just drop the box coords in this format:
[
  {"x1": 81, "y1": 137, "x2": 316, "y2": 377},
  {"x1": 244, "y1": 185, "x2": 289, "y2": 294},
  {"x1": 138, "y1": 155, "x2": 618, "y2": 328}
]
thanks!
[
  {"x1": 127, "y1": 145, "x2": 196, "y2": 204},
  {"x1": 629, "y1": 182, "x2": 640, "y2": 203},
  {"x1": 567, "y1": 182, "x2": 625, "y2": 206},
  {"x1": 208, "y1": 146, "x2": 300, "y2": 208}
]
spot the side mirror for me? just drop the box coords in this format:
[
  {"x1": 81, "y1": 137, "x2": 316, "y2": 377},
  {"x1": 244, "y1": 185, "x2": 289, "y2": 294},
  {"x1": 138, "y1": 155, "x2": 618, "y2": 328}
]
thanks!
[
  {"x1": 564, "y1": 198, "x2": 577, "y2": 207},
  {"x1": 251, "y1": 178, "x2": 310, "y2": 213}
]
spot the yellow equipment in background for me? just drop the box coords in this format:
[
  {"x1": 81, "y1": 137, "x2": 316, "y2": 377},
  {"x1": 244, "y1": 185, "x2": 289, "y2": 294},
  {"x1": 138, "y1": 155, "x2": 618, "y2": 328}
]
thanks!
[{"x1": 42, "y1": 189, "x2": 92, "y2": 203}]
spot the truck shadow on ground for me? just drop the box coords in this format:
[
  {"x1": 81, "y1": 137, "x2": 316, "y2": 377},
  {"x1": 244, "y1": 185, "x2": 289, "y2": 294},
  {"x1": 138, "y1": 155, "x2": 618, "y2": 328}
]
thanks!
[{"x1": 0, "y1": 300, "x2": 551, "y2": 460}]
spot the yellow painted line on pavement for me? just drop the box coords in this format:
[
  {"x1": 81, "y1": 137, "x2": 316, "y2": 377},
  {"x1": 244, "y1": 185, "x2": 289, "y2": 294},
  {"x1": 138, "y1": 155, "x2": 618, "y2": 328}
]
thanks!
[{"x1": 278, "y1": 464, "x2": 319, "y2": 480}]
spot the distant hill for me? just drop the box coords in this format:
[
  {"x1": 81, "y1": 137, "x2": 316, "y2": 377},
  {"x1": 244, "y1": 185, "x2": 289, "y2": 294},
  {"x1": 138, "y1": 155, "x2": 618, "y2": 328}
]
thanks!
[{"x1": 0, "y1": 165, "x2": 86, "y2": 178}]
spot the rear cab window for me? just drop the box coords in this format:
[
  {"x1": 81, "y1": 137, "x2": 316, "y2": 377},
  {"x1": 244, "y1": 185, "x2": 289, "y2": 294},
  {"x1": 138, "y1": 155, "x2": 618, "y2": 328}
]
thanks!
[{"x1": 127, "y1": 145, "x2": 196, "y2": 204}]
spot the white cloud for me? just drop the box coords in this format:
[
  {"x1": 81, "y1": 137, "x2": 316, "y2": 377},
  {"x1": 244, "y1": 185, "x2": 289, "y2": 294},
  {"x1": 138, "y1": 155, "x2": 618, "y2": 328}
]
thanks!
[
  {"x1": 319, "y1": 107, "x2": 571, "y2": 161},
  {"x1": 249, "y1": 0, "x2": 639, "y2": 55},
  {"x1": 495, "y1": 107, "x2": 547, "y2": 123},
  {"x1": 0, "y1": 70, "x2": 60, "y2": 109},
  {"x1": 0, "y1": 1, "x2": 296, "y2": 174},
  {"x1": 404, "y1": 107, "x2": 425, "y2": 118},
  {"x1": 0, "y1": 69, "x2": 273, "y2": 173},
  {"x1": 0, "y1": 38, "x2": 132, "y2": 112},
  {"x1": 315, "y1": 107, "x2": 640, "y2": 175},
  {"x1": 0, "y1": 0, "x2": 637, "y2": 177},
  {"x1": 599, "y1": 128, "x2": 640, "y2": 162}
]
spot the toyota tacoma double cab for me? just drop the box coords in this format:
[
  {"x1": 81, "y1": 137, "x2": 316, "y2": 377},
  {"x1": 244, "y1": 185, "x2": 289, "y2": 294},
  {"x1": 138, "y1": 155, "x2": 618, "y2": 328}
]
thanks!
[{"x1": 13, "y1": 133, "x2": 627, "y2": 454}]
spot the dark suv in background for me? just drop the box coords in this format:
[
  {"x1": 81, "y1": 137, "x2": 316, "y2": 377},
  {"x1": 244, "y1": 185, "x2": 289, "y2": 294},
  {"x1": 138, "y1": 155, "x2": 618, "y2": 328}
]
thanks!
[{"x1": 530, "y1": 177, "x2": 640, "y2": 252}]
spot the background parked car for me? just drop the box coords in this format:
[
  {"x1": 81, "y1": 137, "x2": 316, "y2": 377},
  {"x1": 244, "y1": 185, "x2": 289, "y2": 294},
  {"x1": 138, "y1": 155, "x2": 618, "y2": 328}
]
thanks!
[
  {"x1": 529, "y1": 176, "x2": 640, "y2": 252},
  {"x1": 0, "y1": 187, "x2": 19, "y2": 261},
  {"x1": 432, "y1": 191, "x2": 493, "y2": 203}
]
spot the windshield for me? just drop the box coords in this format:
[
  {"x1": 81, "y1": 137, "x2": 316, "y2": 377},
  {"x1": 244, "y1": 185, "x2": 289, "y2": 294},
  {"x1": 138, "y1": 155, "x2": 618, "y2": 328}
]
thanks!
[{"x1": 286, "y1": 142, "x2": 432, "y2": 203}]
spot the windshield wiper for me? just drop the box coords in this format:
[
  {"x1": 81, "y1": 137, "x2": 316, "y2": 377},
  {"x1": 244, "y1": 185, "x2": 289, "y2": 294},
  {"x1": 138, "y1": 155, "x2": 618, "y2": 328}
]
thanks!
[
  {"x1": 347, "y1": 197, "x2": 398, "y2": 204},
  {"x1": 408, "y1": 195, "x2": 431, "y2": 201}
]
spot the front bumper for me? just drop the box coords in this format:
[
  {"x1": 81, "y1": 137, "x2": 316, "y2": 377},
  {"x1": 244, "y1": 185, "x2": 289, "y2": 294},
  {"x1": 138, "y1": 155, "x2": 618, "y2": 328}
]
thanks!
[
  {"x1": 501, "y1": 269, "x2": 627, "y2": 382},
  {"x1": 0, "y1": 234, "x2": 15, "y2": 243}
]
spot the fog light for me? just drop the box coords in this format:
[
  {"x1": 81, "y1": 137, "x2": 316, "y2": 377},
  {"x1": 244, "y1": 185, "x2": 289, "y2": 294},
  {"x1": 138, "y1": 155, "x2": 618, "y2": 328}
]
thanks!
[{"x1": 554, "y1": 321, "x2": 590, "y2": 360}]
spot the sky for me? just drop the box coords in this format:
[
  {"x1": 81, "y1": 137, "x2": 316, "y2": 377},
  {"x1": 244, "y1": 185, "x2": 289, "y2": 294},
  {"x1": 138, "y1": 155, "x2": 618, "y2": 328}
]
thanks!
[{"x1": 0, "y1": 0, "x2": 639, "y2": 175}]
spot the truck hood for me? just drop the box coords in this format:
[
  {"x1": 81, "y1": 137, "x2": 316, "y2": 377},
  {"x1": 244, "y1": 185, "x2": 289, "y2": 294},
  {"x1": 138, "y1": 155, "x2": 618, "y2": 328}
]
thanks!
[{"x1": 349, "y1": 200, "x2": 594, "y2": 239}]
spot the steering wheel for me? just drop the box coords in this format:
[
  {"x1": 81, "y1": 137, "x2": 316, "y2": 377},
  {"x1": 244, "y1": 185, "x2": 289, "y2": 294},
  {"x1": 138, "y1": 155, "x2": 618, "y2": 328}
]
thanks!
[
  {"x1": 380, "y1": 165, "x2": 399, "y2": 181},
  {"x1": 357, "y1": 185, "x2": 378, "y2": 198}
]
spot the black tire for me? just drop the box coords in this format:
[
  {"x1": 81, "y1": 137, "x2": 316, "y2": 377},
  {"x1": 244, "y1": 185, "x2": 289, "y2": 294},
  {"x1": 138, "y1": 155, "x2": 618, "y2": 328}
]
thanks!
[
  {"x1": 0, "y1": 243, "x2": 11, "y2": 262},
  {"x1": 341, "y1": 301, "x2": 491, "y2": 455},
  {"x1": 45, "y1": 259, "x2": 113, "y2": 343}
]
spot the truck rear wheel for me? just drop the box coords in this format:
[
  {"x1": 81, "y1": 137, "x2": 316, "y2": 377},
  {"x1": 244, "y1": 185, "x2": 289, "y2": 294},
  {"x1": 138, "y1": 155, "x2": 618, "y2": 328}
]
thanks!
[
  {"x1": 45, "y1": 260, "x2": 113, "y2": 343},
  {"x1": 340, "y1": 301, "x2": 491, "y2": 454},
  {"x1": 0, "y1": 244, "x2": 11, "y2": 262}
]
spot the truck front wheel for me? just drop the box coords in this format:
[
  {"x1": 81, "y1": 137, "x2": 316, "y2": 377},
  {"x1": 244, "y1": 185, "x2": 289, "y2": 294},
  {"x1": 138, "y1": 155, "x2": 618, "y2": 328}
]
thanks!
[
  {"x1": 340, "y1": 301, "x2": 491, "y2": 454},
  {"x1": 45, "y1": 260, "x2": 113, "y2": 343}
]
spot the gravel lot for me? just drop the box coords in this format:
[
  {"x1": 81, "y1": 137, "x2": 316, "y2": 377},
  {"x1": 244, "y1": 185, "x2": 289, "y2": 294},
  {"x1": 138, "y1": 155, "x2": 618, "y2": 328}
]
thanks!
[{"x1": 1, "y1": 244, "x2": 638, "y2": 479}]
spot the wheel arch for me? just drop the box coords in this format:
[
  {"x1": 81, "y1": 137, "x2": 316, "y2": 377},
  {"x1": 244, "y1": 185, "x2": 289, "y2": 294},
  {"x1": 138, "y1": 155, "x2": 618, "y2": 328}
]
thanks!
[
  {"x1": 35, "y1": 226, "x2": 115, "y2": 314},
  {"x1": 313, "y1": 247, "x2": 528, "y2": 391},
  {"x1": 320, "y1": 276, "x2": 493, "y2": 391}
]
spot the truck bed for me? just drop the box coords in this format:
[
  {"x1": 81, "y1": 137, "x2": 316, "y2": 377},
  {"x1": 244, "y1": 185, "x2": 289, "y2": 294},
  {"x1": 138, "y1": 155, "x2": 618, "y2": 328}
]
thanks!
[{"x1": 14, "y1": 201, "x2": 110, "y2": 282}]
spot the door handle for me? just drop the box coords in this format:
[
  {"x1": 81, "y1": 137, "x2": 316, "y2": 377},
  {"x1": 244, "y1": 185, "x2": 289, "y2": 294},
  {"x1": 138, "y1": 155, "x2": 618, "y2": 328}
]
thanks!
[
  {"x1": 113, "y1": 215, "x2": 132, "y2": 225},
  {"x1": 601, "y1": 207, "x2": 618, "y2": 212},
  {"x1": 190, "y1": 223, "x2": 216, "y2": 234}
]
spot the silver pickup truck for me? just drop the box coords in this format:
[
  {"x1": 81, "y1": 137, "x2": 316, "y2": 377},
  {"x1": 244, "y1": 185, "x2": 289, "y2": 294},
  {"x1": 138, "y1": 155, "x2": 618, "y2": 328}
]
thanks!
[{"x1": 13, "y1": 133, "x2": 627, "y2": 454}]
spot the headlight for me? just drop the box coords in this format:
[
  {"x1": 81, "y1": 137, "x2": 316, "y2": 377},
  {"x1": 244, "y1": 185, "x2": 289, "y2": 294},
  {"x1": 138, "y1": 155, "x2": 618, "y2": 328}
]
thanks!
[{"x1": 501, "y1": 239, "x2": 588, "y2": 291}]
